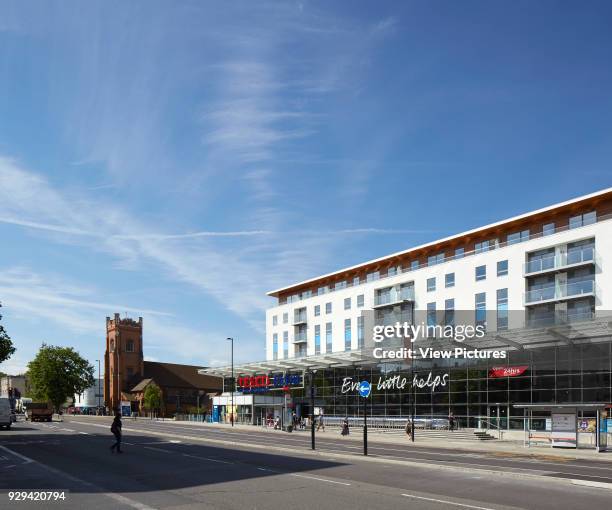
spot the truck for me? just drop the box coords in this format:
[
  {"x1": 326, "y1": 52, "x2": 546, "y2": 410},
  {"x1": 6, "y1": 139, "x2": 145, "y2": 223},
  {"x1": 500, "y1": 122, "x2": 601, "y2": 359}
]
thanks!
[{"x1": 24, "y1": 402, "x2": 53, "y2": 422}]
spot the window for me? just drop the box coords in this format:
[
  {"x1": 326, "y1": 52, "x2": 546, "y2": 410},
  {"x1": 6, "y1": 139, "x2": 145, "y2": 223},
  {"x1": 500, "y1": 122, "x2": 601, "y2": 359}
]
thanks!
[
  {"x1": 126, "y1": 340, "x2": 134, "y2": 352},
  {"x1": 542, "y1": 222, "x2": 555, "y2": 236},
  {"x1": 283, "y1": 331, "x2": 289, "y2": 358},
  {"x1": 335, "y1": 281, "x2": 347, "y2": 290},
  {"x1": 475, "y1": 265, "x2": 486, "y2": 281},
  {"x1": 314, "y1": 305, "x2": 320, "y2": 317},
  {"x1": 325, "y1": 323, "x2": 332, "y2": 352},
  {"x1": 302, "y1": 290, "x2": 312, "y2": 299},
  {"x1": 272, "y1": 315, "x2": 278, "y2": 326},
  {"x1": 357, "y1": 294, "x2": 364, "y2": 307},
  {"x1": 410, "y1": 260, "x2": 419, "y2": 271},
  {"x1": 344, "y1": 297, "x2": 351, "y2": 310},
  {"x1": 314, "y1": 325, "x2": 321, "y2": 355},
  {"x1": 428, "y1": 252, "x2": 445, "y2": 266},
  {"x1": 444, "y1": 298, "x2": 455, "y2": 327},
  {"x1": 366, "y1": 271, "x2": 380, "y2": 282},
  {"x1": 475, "y1": 240, "x2": 489, "y2": 253},
  {"x1": 497, "y1": 260, "x2": 508, "y2": 277},
  {"x1": 317, "y1": 286, "x2": 327, "y2": 296},
  {"x1": 445, "y1": 273, "x2": 455, "y2": 288},
  {"x1": 455, "y1": 247, "x2": 464, "y2": 259},
  {"x1": 507, "y1": 229, "x2": 530, "y2": 245},
  {"x1": 344, "y1": 319, "x2": 352, "y2": 351},
  {"x1": 325, "y1": 302, "x2": 332, "y2": 314},
  {"x1": 427, "y1": 302, "x2": 437, "y2": 334},
  {"x1": 357, "y1": 316, "x2": 364, "y2": 348},
  {"x1": 273, "y1": 333, "x2": 278, "y2": 360},
  {"x1": 475, "y1": 293, "x2": 486, "y2": 327},
  {"x1": 497, "y1": 288, "x2": 508, "y2": 331},
  {"x1": 283, "y1": 312, "x2": 288, "y2": 324},
  {"x1": 570, "y1": 211, "x2": 596, "y2": 229},
  {"x1": 387, "y1": 267, "x2": 397, "y2": 277},
  {"x1": 353, "y1": 277, "x2": 360, "y2": 286},
  {"x1": 427, "y1": 277, "x2": 436, "y2": 292}
]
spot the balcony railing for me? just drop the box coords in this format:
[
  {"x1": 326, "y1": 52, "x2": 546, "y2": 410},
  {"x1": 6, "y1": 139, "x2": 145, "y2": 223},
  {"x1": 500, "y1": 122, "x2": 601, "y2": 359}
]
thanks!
[
  {"x1": 374, "y1": 287, "x2": 415, "y2": 307},
  {"x1": 277, "y1": 213, "x2": 611, "y2": 306},
  {"x1": 527, "y1": 311, "x2": 596, "y2": 328},
  {"x1": 524, "y1": 247, "x2": 595, "y2": 275},
  {"x1": 524, "y1": 280, "x2": 596, "y2": 305},
  {"x1": 293, "y1": 314, "x2": 307, "y2": 325},
  {"x1": 293, "y1": 333, "x2": 308, "y2": 343}
]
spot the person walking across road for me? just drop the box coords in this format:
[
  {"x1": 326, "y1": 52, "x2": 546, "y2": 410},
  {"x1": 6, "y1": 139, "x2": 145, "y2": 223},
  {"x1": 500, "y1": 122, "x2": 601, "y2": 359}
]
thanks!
[
  {"x1": 110, "y1": 412, "x2": 123, "y2": 454},
  {"x1": 317, "y1": 412, "x2": 325, "y2": 432},
  {"x1": 341, "y1": 416, "x2": 350, "y2": 436}
]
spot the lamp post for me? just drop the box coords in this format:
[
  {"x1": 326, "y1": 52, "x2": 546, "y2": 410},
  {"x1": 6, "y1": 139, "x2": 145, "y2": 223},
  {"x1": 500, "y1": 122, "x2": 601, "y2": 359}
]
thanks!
[
  {"x1": 410, "y1": 357, "x2": 415, "y2": 442},
  {"x1": 308, "y1": 369, "x2": 317, "y2": 450},
  {"x1": 227, "y1": 337, "x2": 234, "y2": 427},
  {"x1": 95, "y1": 359, "x2": 101, "y2": 410}
]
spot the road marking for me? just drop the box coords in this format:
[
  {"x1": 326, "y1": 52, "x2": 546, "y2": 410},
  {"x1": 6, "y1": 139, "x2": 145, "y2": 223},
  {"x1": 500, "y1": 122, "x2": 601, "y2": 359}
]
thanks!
[
  {"x1": 571, "y1": 479, "x2": 612, "y2": 490},
  {"x1": 182, "y1": 453, "x2": 233, "y2": 464},
  {"x1": 290, "y1": 473, "x2": 351, "y2": 486},
  {"x1": 60, "y1": 428, "x2": 75, "y2": 432},
  {"x1": 78, "y1": 431, "x2": 89, "y2": 435},
  {"x1": 402, "y1": 493, "x2": 496, "y2": 509},
  {"x1": 5, "y1": 464, "x2": 16, "y2": 469},
  {"x1": 0, "y1": 445, "x2": 33, "y2": 464},
  {"x1": 143, "y1": 446, "x2": 173, "y2": 454},
  {"x1": 0, "y1": 445, "x2": 158, "y2": 510}
]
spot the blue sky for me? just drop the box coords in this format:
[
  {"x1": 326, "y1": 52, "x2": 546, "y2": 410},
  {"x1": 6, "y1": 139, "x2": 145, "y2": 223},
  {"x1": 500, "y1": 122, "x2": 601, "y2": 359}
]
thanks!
[{"x1": 1, "y1": 1, "x2": 611, "y2": 375}]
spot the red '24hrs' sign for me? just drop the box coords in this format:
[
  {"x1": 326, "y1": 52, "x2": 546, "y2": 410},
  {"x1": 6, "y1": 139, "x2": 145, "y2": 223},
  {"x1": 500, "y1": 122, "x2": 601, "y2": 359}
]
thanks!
[{"x1": 488, "y1": 366, "x2": 528, "y2": 378}]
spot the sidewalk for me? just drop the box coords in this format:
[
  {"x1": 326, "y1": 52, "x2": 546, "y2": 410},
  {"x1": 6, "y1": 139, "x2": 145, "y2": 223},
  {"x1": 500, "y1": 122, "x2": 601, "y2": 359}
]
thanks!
[{"x1": 69, "y1": 415, "x2": 612, "y2": 462}]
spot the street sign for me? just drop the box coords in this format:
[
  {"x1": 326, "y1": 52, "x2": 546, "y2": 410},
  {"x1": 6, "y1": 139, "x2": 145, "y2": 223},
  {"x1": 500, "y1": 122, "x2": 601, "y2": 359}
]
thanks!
[{"x1": 358, "y1": 381, "x2": 371, "y2": 398}]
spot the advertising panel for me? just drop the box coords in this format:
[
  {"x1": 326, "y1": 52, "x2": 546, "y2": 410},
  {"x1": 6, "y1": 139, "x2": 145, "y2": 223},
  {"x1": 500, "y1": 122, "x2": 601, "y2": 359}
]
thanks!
[{"x1": 551, "y1": 413, "x2": 577, "y2": 448}]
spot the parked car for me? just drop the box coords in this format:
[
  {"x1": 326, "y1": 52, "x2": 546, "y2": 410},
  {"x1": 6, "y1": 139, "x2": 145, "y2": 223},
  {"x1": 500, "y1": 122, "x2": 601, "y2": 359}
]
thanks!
[{"x1": 0, "y1": 397, "x2": 12, "y2": 429}]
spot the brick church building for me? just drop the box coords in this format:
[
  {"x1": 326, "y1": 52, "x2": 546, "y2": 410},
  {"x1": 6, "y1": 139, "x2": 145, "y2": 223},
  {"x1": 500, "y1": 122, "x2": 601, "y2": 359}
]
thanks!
[{"x1": 103, "y1": 314, "x2": 222, "y2": 416}]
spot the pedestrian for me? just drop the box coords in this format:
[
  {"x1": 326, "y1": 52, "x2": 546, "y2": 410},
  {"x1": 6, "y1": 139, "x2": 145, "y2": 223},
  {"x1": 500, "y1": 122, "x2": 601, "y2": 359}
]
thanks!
[
  {"x1": 317, "y1": 412, "x2": 325, "y2": 432},
  {"x1": 405, "y1": 419, "x2": 412, "y2": 439},
  {"x1": 341, "y1": 417, "x2": 349, "y2": 436},
  {"x1": 448, "y1": 412, "x2": 455, "y2": 432},
  {"x1": 110, "y1": 412, "x2": 123, "y2": 454}
]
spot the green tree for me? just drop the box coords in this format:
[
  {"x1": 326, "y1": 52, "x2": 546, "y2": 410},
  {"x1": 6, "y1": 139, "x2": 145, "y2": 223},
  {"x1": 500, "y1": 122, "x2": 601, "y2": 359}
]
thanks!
[
  {"x1": 0, "y1": 302, "x2": 15, "y2": 364},
  {"x1": 27, "y1": 344, "x2": 94, "y2": 413},
  {"x1": 143, "y1": 382, "x2": 162, "y2": 412}
]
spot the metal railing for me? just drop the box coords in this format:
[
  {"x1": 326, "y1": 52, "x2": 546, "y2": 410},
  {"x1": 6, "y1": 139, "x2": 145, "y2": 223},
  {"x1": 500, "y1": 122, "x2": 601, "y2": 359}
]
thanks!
[
  {"x1": 524, "y1": 279, "x2": 596, "y2": 304},
  {"x1": 524, "y1": 247, "x2": 595, "y2": 275},
  {"x1": 374, "y1": 287, "x2": 415, "y2": 306}
]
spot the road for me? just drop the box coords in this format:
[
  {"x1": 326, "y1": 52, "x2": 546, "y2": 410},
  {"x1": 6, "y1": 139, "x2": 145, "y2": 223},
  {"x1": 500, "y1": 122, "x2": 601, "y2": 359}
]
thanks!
[{"x1": 1, "y1": 416, "x2": 612, "y2": 510}]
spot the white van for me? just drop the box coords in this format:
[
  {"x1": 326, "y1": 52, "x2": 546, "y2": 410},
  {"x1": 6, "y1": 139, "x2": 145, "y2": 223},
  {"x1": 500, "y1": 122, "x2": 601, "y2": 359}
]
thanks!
[{"x1": 0, "y1": 398, "x2": 12, "y2": 429}]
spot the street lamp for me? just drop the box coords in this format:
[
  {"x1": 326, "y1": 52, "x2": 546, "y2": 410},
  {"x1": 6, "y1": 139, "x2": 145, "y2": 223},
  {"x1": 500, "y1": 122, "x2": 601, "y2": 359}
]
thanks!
[
  {"x1": 95, "y1": 359, "x2": 101, "y2": 410},
  {"x1": 308, "y1": 369, "x2": 317, "y2": 450},
  {"x1": 227, "y1": 337, "x2": 234, "y2": 427}
]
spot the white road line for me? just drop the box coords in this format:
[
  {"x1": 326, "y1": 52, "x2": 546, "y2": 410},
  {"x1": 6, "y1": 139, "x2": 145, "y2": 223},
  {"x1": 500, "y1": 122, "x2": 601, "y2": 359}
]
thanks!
[
  {"x1": 0, "y1": 444, "x2": 158, "y2": 510},
  {"x1": 182, "y1": 453, "x2": 233, "y2": 464},
  {"x1": 0, "y1": 445, "x2": 33, "y2": 464},
  {"x1": 571, "y1": 479, "x2": 612, "y2": 490},
  {"x1": 143, "y1": 446, "x2": 173, "y2": 454},
  {"x1": 78, "y1": 431, "x2": 89, "y2": 435},
  {"x1": 402, "y1": 493, "x2": 497, "y2": 510},
  {"x1": 290, "y1": 473, "x2": 351, "y2": 486},
  {"x1": 5, "y1": 464, "x2": 16, "y2": 469}
]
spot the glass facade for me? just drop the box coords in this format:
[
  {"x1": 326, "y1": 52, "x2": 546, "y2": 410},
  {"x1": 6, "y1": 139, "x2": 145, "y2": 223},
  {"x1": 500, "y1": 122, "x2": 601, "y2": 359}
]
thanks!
[{"x1": 286, "y1": 340, "x2": 612, "y2": 430}]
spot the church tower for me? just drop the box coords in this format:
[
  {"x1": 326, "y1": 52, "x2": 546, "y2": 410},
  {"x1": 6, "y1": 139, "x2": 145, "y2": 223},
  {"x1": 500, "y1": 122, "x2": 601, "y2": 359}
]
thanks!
[{"x1": 104, "y1": 314, "x2": 144, "y2": 412}]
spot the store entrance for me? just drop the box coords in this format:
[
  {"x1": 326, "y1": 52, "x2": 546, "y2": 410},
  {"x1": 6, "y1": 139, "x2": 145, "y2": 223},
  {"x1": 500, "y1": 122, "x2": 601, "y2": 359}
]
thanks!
[{"x1": 488, "y1": 404, "x2": 508, "y2": 431}]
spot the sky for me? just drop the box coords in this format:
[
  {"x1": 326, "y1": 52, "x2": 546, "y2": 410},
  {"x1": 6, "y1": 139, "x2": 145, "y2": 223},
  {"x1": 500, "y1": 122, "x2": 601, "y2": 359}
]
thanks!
[{"x1": 1, "y1": 1, "x2": 611, "y2": 376}]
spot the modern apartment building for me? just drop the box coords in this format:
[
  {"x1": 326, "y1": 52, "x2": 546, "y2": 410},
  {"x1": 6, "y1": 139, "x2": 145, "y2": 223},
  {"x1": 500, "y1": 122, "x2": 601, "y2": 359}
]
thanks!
[{"x1": 265, "y1": 188, "x2": 612, "y2": 361}]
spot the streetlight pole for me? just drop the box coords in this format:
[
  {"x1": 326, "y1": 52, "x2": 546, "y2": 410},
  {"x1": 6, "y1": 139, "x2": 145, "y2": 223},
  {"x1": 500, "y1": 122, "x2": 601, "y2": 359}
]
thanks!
[
  {"x1": 95, "y1": 359, "x2": 101, "y2": 410},
  {"x1": 227, "y1": 337, "x2": 234, "y2": 427},
  {"x1": 410, "y1": 357, "x2": 415, "y2": 442},
  {"x1": 309, "y1": 369, "x2": 316, "y2": 450}
]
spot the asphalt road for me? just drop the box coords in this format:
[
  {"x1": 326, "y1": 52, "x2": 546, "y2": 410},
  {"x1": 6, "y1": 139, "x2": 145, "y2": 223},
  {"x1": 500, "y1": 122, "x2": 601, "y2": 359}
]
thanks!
[{"x1": 1, "y1": 417, "x2": 612, "y2": 510}]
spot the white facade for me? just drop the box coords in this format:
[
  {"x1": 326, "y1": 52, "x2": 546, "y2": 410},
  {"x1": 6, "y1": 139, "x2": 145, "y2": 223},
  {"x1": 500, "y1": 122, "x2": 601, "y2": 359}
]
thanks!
[
  {"x1": 265, "y1": 192, "x2": 612, "y2": 361},
  {"x1": 74, "y1": 378, "x2": 104, "y2": 408}
]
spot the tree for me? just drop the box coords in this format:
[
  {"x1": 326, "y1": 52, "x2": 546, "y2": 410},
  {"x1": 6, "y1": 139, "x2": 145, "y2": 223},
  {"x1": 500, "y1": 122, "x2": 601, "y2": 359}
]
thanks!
[
  {"x1": 143, "y1": 382, "x2": 162, "y2": 413},
  {"x1": 0, "y1": 302, "x2": 15, "y2": 364},
  {"x1": 27, "y1": 344, "x2": 94, "y2": 413}
]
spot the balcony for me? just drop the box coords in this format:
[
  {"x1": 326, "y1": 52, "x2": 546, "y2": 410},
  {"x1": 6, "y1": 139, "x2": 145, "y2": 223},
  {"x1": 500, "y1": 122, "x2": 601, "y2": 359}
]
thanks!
[
  {"x1": 293, "y1": 332, "x2": 308, "y2": 344},
  {"x1": 373, "y1": 287, "x2": 415, "y2": 309},
  {"x1": 524, "y1": 280, "x2": 596, "y2": 306},
  {"x1": 524, "y1": 247, "x2": 595, "y2": 276},
  {"x1": 292, "y1": 313, "x2": 307, "y2": 326},
  {"x1": 527, "y1": 311, "x2": 595, "y2": 328}
]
